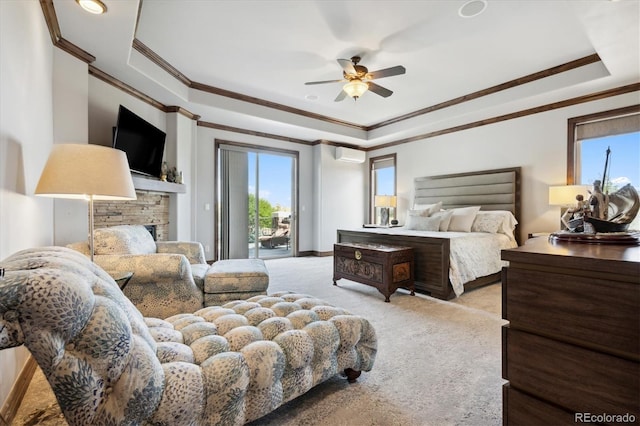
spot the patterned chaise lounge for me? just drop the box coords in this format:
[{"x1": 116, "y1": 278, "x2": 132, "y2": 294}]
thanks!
[{"x1": 0, "y1": 246, "x2": 377, "y2": 425}]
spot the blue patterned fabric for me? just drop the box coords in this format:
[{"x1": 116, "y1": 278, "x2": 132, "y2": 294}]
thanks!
[
  {"x1": 0, "y1": 246, "x2": 377, "y2": 425},
  {"x1": 68, "y1": 225, "x2": 207, "y2": 318}
]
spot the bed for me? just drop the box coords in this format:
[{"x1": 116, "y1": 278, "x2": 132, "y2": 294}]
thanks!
[{"x1": 337, "y1": 167, "x2": 521, "y2": 300}]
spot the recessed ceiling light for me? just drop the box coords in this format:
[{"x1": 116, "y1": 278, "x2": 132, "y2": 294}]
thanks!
[
  {"x1": 305, "y1": 94, "x2": 318, "y2": 101},
  {"x1": 458, "y1": 0, "x2": 487, "y2": 18},
  {"x1": 76, "y1": 0, "x2": 107, "y2": 14}
]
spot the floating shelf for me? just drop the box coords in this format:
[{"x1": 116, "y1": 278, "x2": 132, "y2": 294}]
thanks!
[{"x1": 131, "y1": 175, "x2": 186, "y2": 194}]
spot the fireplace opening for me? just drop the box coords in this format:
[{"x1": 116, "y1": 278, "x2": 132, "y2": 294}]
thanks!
[{"x1": 144, "y1": 225, "x2": 157, "y2": 241}]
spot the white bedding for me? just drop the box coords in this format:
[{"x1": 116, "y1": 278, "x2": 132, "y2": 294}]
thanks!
[{"x1": 345, "y1": 227, "x2": 517, "y2": 297}]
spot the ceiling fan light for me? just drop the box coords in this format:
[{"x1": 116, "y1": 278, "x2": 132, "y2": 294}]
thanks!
[
  {"x1": 343, "y1": 80, "x2": 368, "y2": 99},
  {"x1": 76, "y1": 0, "x2": 107, "y2": 14}
]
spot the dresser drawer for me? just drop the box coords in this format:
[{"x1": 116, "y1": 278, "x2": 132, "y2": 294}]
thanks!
[
  {"x1": 503, "y1": 384, "x2": 577, "y2": 426},
  {"x1": 503, "y1": 327, "x2": 639, "y2": 419},
  {"x1": 503, "y1": 267, "x2": 639, "y2": 359}
]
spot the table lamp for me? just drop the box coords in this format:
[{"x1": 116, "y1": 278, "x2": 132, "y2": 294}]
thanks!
[
  {"x1": 375, "y1": 195, "x2": 397, "y2": 226},
  {"x1": 548, "y1": 185, "x2": 589, "y2": 230},
  {"x1": 35, "y1": 144, "x2": 137, "y2": 261}
]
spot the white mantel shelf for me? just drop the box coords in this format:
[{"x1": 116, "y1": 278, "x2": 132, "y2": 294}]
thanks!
[{"x1": 131, "y1": 175, "x2": 186, "y2": 194}]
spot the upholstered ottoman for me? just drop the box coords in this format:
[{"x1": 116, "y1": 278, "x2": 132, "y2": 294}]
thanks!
[{"x1": 205, "y1": 258, "x2": 269, "y2": 306}]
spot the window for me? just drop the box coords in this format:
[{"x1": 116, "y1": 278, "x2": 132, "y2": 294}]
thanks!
[
  {"x1": 370, "y1": 154, "x2": 396, "y2": 225},
  {"x1": 217, "y1": 142, "x2": 298, "y2": 260},
  {"x1": 567, "y1": 106, "x2": 640, "y2": 229}
]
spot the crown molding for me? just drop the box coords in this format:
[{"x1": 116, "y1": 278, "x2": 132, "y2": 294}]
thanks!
[
  {"x1": 40, "y1": 0, "x2": 95, "y2": 64},
  {"x1": 132, "y1": 39, "x2": 192, "y2": 86},
  {"x1": 197, "y1": 121, "x2": 314, "y2": 146},
  {"x1": 366, "y1": 54, "x2": 603, "y2": 131},
  {"x1": 366, "y1": 83, "x2": 640, "y2": 151},
  {"x1": 89, "y1": 65, "x2": 166, "y2": 110},
  {"x1": 165, "y1": 106, "x2": 201, "y2": 121}
]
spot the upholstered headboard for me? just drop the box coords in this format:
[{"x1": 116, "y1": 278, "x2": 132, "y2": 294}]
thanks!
[{"x1": 413, "y1": 167, "x2": 521, "y2": 235}]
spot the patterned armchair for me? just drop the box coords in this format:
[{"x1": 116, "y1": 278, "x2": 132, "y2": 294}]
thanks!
[
  {"x1": 0, "y1": 246, "x2": 377, "y2": 425},
  {"x1": 68, "y1": 225, "x2": 207, "y2": 318}
]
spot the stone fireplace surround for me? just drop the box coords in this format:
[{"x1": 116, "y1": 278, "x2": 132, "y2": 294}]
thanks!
[
  {"x1": 93, "y1": 190, "x2": 170, "y2": 241},
  {"x1": 92, "y1": 176, "x2": 186, "y2": 242}
]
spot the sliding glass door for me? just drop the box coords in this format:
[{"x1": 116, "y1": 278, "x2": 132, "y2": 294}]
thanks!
[{"x1": 218, "y1": 144, "x2": 297, "y2": 260}]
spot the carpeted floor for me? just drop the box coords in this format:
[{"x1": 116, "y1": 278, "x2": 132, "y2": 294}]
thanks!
[{"x1": 13, "y1": 256, "x2": 506, "y2": 426}]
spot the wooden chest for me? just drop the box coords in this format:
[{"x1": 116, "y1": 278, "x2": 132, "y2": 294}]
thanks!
[
  {"x1": 333, "y1": 242, "x2": 414, "y2": 302},
  {"x1": 501, "y1": 237, "x2": 640, "y2": 425}
]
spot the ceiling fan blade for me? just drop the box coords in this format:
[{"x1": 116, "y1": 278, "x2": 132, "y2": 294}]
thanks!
[
  {"x1": 305, "y1": 79, "x2": 343, "y2": 85},
  {"x1": 367, "y1": 82, "x2": 393, "y2": 98},
  {"x1": 367, "y1": 65, "x2": 406, "y2": 80},
  {"x1": 334, "y1": 90, "x2": 348, "y2": 102},
  {"x1": 337, "y1": 58, "x2": 357, "y2": 75}
]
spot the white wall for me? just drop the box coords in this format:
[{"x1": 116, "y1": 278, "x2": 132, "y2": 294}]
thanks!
[
  {"x1": 315, "y1": 144, "x2": 367, "y2": 251},
  {"x1": 165, "y1": 112, "x2": 194, "y2": 240},
  {"x1": 52, "y1": 48, "x2": 90, "y2": 246},
  {"x1": 0, "y1": 0, "x2": 54, "y2": 414},
  {"x1": 368, "y1": 92, "x2": 640, "y2": 242}
]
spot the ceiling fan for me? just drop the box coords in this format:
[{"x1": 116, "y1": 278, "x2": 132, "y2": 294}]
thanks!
[{"x1": 305, "y1": 56, "x2": 406, "y2": 101}]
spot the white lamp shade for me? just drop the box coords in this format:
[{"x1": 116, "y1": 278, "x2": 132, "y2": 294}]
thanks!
[
  {"x1": 343, "y1": 79, "x2": 368, "y2": 98},
  {"x1": 35, "y1": 144, "x2": 137, "y2": 200},
  {"x1": 375, "y1": 195, "x2": 397, "y2": 208},
  {"x1": 548, "y1": 185, "x2": 588, "y2": 206}
]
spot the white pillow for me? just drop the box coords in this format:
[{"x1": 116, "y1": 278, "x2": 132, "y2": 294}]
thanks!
[
  {"x1": 430, "y1": 209, "x2": 454, "y2": 231},
  {"x1": 405, "y1": 208, "x2": 430, "y2": 221},
  {"x1": 406, "y1": 215, "x2": 441, "y2": 231},
  {"x1": 413, "y1": 201, "x2": 442, "y2": 216},
  {"x1": 447, "y1": 206, "x2": 481, "y2": 232},
  {"x1": 471, "y1": 210, "x2": 518, "y2": 234},
  {"x1": 471, "y1": 211, "x2": 503, "y2": 233}
]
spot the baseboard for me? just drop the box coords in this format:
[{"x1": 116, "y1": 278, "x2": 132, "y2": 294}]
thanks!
[
  {"x1": 0, "y1": 355, "x2": 37, "y2": 425},
  {"x1": 297, "y1": 250, "x2": 333, "y2": 257}
]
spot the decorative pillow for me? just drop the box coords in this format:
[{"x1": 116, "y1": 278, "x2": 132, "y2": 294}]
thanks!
[
  {"x1": 413, "y1": 201, "x2": 442, "y2": 216},
  {"x1": 447, "y1": 206, "x2": 481, "y2": 232},
  {"x1": 471, "y1": 211, "x2": 504, "y2": 233},
  {"x1": 94, "y1": 225, "x2": 157, "y2": 255},
  {"x1": 498, "y1": 213, "x2": 518, "y2": 239},
  {"x1": 405, "y1": 215, "x2": 441, "y2": 232},
  {"x1": 472, "y1": 210, "x2": 518, "y2": 239},
  {"x1": 430, "y1": 209, "x2": 454, "y2": 231},
  {"x1": 404, "y1": 209, "x2": 427, "y2": 230},
  {"x1": 405, "y1": 208, "x2": 431, "y2": 219}
]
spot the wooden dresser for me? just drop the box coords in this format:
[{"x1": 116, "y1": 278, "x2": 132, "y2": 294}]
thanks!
[{"x1": 501, "y1": 237, "x2": 639, "y2": 425}]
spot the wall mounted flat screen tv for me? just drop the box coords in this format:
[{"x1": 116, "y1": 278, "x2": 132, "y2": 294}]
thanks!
[{"x1": 113, "y1": 105, "x2": 166, "y2": 178}]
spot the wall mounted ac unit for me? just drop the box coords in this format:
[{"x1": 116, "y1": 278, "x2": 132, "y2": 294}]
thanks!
[{"x1": 335, "y1": 146, "x2": 365, "y2": 163}]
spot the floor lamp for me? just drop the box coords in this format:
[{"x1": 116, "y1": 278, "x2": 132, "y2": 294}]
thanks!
[{"x1": 35, "y1": 144, "x2": 137, "y2": 261}]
